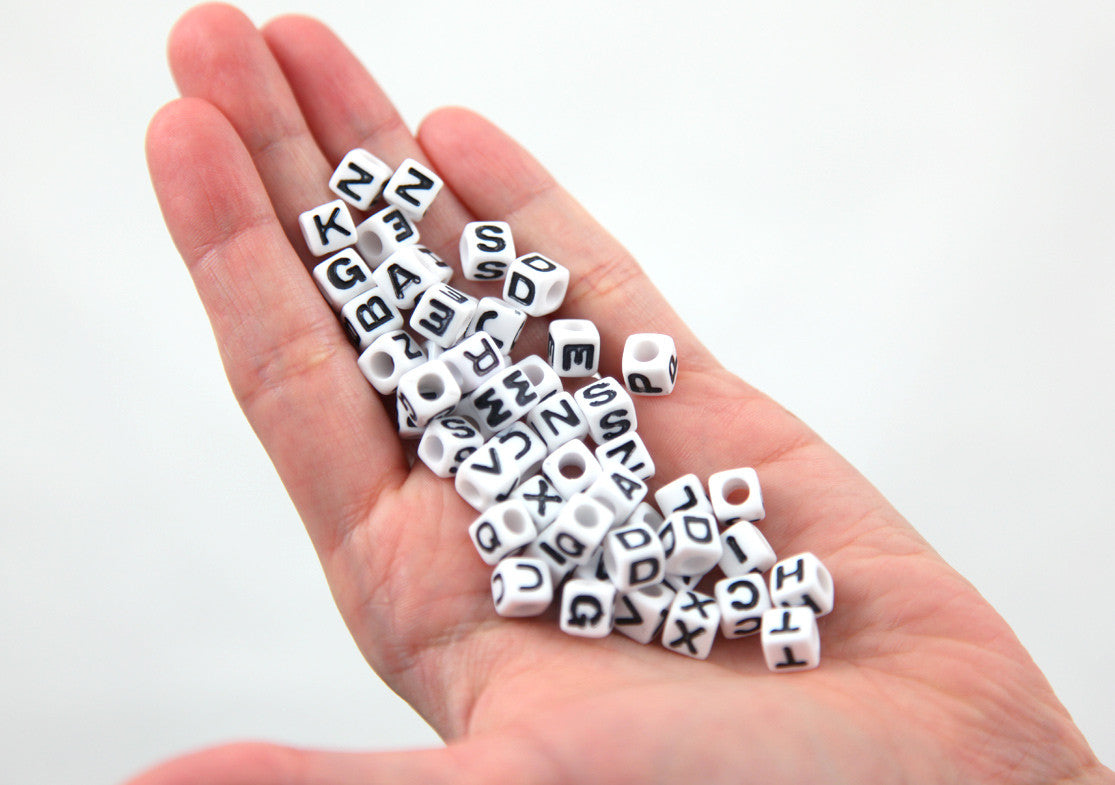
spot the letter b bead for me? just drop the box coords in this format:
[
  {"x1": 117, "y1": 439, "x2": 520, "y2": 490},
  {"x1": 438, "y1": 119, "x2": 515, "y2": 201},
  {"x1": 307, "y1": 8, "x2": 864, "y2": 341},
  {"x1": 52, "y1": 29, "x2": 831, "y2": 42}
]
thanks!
[{"x1": 622, "y1": 333, "x2": 678, "y2": 396}]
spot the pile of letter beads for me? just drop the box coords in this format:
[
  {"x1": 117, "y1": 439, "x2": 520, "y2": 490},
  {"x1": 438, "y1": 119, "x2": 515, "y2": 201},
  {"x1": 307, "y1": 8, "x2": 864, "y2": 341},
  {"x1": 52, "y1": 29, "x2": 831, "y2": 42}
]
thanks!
[{"x1": 298, "y1": 148, "x2": 834, "y2": 671}]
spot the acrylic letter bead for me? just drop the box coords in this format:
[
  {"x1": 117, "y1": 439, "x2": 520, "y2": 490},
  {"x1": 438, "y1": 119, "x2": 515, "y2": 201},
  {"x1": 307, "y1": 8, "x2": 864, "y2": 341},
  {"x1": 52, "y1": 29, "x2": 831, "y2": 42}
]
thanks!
[
  {"x1": 383, "y1": 157, "x2": 443, "y2": 220},
  {"x1": 371, "y1": 246, "x2": 440, "y2": 310},
  {"x1": 514, "y1": 355, "x2": 563, "y2": 401},
  {"x1": 329, "y1": 148, "x2": 392, "y2": 210},
  {"x1": 708, "y1": 467, "x2": 765, "y2": 523},
  {"x1": 298, "y1": 199, "x2": 358, "y2": 257},
  {"x1": 586, "y1": 465, "x2": 648, "y2": 526},
  {"x1": 622, "y1": 333, "x2": 678, "y2": 396},
  {"x1": 460, "y1": 221, "x2": 516, "y2": 281},
  {"x1": 355, "y1": 205, "x2": 419, "y2": 266},
  {"x1": 526, "y1": 391, "x2": 589, "y2": 451},
  {"x1": 467, "y1": 297, "x2": 527, "y2": 354},
  {"x1": 356, "y1": 329, "x2": 427, "y2": 395},
  {"x1": 761, "y1": 606, "x2": 821, "y2": 672},
  {"x1": 654, "y1": 473, "x2": 714, "y2": 517},
  {"x1": 658, "y1": 511, "x2": 723, "y2": 577},
  {"x1": 491, "y1": 557, "x2": 552, "y2": 617},
  {"x1": 340, "y1": 289, "x2": 405, "y2": 350},
  {"x1": 510, "y1": 473, "x2": 566, "y2": 531},
  {"x1": 410, "y1": 284, "x2": 478, "y2": 349},
  {"x1": 623, "y1": 501, "x2": 664, "y2": 531},
  {"x1": 769, "y1": 552, "x2": 835, "y2": 617},
  {"x1": 396, "y1": 359, "x2": 461, "y2": 429},
  {"x1": 573, "y1": 377, "x2": 638, "y2": 444},
  {"x1": 468, "y1": 363, "x2": 542, "y2": 438},
  {"x1": 469, "y1": 499, "x2": 537, "y2": 565},
  {"x1": 603, "y1": 521, "x2": 665, "y2": 592},
  {"x1": 491, "y1": 422, "x2": 549, "y2": 479},
  {"x1": 440, "y1": 331, "x2": 507, "y2": 393},
  {"x1": 615, "y1": 584, "x2": 675, "y2": 644},
  {"x1": 717, "y1": 520, "x2": 776, "y2": 577},
  {"x1": 455, "y1": 443, "x2": 521, "y2": 512},
  {"x1": 312, "y1": 248, "x2": 376, "y2": 311},
  {"x1": 526, "y1": 492, "x2": 614, "y2": 578},
  {"x1": 541, "y1": 439, "x2": 603, "y2": 498},
  {"x1": 413, "y1": 245, "x2": 454, "y2": 285},
  {"x1": 417, "y1": 413, "x2": 483, "y2": 478},
  {"x1": 560, "y1": 578, "x2": 617, "y2": 639},
  {"x1": 715, "y1": 574, "x2": 772, "y2": 639},
  {"x1": 594, "y1": 432, "x2": 656, "y2": 481},
  {"x1": 661, "y1": 590, "x2": 720, "y2": 659},
  {"x1": 502, "y1": 253, "x2": 570, "y2": 316},
  {"x1": 547, "y1": 319, "x2": 601, "y2": 377}
]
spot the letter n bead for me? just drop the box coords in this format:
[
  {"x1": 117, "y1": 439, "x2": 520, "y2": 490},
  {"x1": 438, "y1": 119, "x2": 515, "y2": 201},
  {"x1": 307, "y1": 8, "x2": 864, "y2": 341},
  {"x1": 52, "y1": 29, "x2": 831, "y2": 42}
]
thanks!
[
  {"x1": 491, "y1": 557, "x2": 553, "y2": 618},
  {"x1": 622, "y1": 333, "x2": 678, "y2": 396},
  {"x1": 329, "y1": 148, "x2": 392, "y2": 210},
  {"x1": 661, "y1": 590, "x2": 720, "y2": 659},
  {"x1": 383, "y1": 158, "x2": 444, "y2": 220},
  {"x1": 761, "y1": 607, "x2": 820, "y2": 672}
]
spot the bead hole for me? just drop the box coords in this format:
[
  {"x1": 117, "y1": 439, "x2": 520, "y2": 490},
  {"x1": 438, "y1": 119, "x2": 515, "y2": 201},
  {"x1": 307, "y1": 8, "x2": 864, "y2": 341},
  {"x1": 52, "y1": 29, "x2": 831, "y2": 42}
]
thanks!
[
  {"x1": 424, "y1": 435, "x2": 444, "y2": 461},
  {"x1": 573, "y1": 503, "x2": 600, "y2": 528},
  {"x1": 724, "y1": 477, "x2": 751, "y2": 505},
  {"x1": 633, "y1": 339, "x2": 659, "y2": 363},
  {"x1": 369, "y1": 351, "x2": 395, "y2": 379},
  {"x1": 418, "y1": 373, "x2": 446, "y2": 400},
  {"x1": 559, "y1": 455, "x2": 585, "y2": 479},
  {"x1": 505, "y1": 509, "x2": 527, "y2": 534}
]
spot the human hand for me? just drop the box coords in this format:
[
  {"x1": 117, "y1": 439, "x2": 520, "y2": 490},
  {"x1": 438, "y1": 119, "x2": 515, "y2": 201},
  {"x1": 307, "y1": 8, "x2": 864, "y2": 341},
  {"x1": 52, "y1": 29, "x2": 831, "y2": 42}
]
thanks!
[{"x1": 136, "y1": 4, "x2": 1111, "y2": 783}]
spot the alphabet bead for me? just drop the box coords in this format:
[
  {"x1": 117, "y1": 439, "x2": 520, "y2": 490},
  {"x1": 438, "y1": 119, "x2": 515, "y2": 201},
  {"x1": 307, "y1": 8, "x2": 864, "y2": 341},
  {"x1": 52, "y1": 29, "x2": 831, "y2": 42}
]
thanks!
[
  {"x1": 355, "y1": 205, "x2": 419, "y2": 266},
  {"x1": 396, "y1": 398, "x2": 424, "y2": 440},
  {"x1": 502, "y1": 253, "x2": 570, "y2": 316},
  {"x1": 614, "y1": 584, "x2": 675, "y2": 644},
  {"x1": 468, "y1": 362, "x2": 544, "y2": 438},
  {"x1": 413, "y1": 245, "x2": 454, "y2": 285},
  {"x1": 603, "y1": 521, "x2": 666, "y2": 592},
  {"x1": 460, "y1": 221, "x2": 516, "y2": 281},
  {"x1": 623, "y1": 501, "x2": 664, "y2": 531},
  {"x1": 370, "y1": 246, "x2": 441, "y2": 310},
  {"x1": 661, "y1": 590, "x2": 720, "y2": 659},
  {"x1": 383, "y1": 158, "x2": 443, "y2": 220},
  {"x1": 654, "y1": 473, "x2": 714, "y2": 517},
  {"x1": 299, "y1": 199, "x2": 358, "y2": 257},
  {"x1": 526, "y1": 391, "x2": 589, "y2": 451},
  {"x1": 542, "y1": 439, "x2": 603, "y2": 498},
  {"x1": 417, "y1": 413, "x2": 483, "y2": 478},
  {"x1": 491, "y1": 557, "x2": 553, "y2": 618},
  {"x1": 490, "y1": 422, "x2": 549, "y2": 479},
  {"x1": 469, "y1": 499, "x2": 538, "y2": 565},
  {"x1": 622, "y1": 333, "x2": 678, "y2": 396},
  {"x1": 560, "y1": 578, "x2": 617, "y2": 639},
  {"x1": 510, "y1": 473, "x2": 566, "y2": 531},
  {"x1": 396, "y1": 359, "x2": 461, "y2": 429},
  {"x1": 525, "y1": 492, "x2": 614, "y2": 578},
  {"x1": 356, "y1": 329, "x2": 427, "y2": 395},
  {"x1": 658, "y1": 511, "x2": 723, "y2": 577},
  {"x1": 714, "y1": 574, "x2": 772, "y2": 639},
  {"x1": 586, "y1": 465, "x2": 648, "y2": 525},
  {"x1": 573, "y1": 377, "x2": 638, "y2": 444},
  {"x1": 514, "y1": 355, "x2": 563, "y2": 401},
  {"x1": 717, "y1": 520, "x2": 776, "y2": 577},
  {"x1": 708, "y1": 467, "x2": 765, "y2": 523},
  {"x1": 761, "y1": 607, "x2": 820, "y2": 672},
  {"x1": 547, "y1": 319, "x2": 601, "y2": 377},
  {"x1": 769, "y1": 552, "x2": 834, "y2": 617},
  {"x1": 329, "y1": 148, "x2": 392, "y2": 210},
  {"x1": 454, "y1": 441, "x2": 521, "y2": 511},
  {"x1": 410, "y1": 284, "x2": 478, "y2": 348},
  {"x1": 340, "y1": 289, "x2": 405, "y2": 350},
  {"x1": 466, "y1": 297, "x2": 527, "y2": 354},
  {"x1": 312, "y1": 248, "x2": 376, "y2": 311},
  {"x1": 440, "y1": 332, "x2": 507, "y2": 393},
  {"x1": 594, "y1": 432, "x2": 656, "y2": 481}
]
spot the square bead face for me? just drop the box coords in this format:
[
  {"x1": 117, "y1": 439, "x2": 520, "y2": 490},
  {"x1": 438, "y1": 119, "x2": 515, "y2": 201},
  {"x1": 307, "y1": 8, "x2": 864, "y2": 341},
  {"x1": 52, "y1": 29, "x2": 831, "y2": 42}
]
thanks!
[
  {"x1": 371, "y1": 246, "x2": 440, "y2": 310},
  {"x1": 527, "y1": 391, "x2": 589, "y2": 451},
  {"x1": 467, "y1": 297, "x2": 527, "y2": 354},
  {"x1": 659, "y1": 511, "x2": 723, "y2": 577},
  {"x1": 460, "y1": 221, "x2": 516, "y2": 281},
  {"x1": 441, "y1": 332, "x2": 507, "y2": 393},
  {"x1": 312, "y1": 248, "x2": 376, "y2": 311},
  {"x1": 560, "y1": 578, "x2": 617, "y2": 638},
  {"x1": 511, "y1": 474, "x2": 565, "y2": 531},
  {"x1": 770, "y1": 553, "x2": 834, "y2": 617},
  {"x1": 603, "y1": 522, "x2": 665, "y2": 592},
  {"x1": 594, "y1": 433, "x2": 656, "y2": 481},
  {"x1": 502, "y1": 254, "x2": 570, "y2": 316},
  {"x1": 547, "y1": 319, "x2": 601, "y2": 377},
  {"x1": 410, "y1": 284, "x2": 478, "y2": 348},
  {"x1": 355, "y1": 206, "x2": 419, "y2": 265},
  {"x1": 622, "y1": 333, "x2": 678, "y2": 396},
  {"x1": 654, "y1": 473, "x2": 714, "y2": 517},
  {"x1": 586, "y1": 466, "x2": 648, "y2": 526},
  {"x1": 708, "y1": 467, "x2": 765, "y2": 523},
  {"x1": 329, "y1": 148, "x2": 392, "y2": 210},
  {"x1": 417, "y1": 414, "x2": 483, "y2": 478},
  {"x1": 761, "y1": 607, "x2": 821, "y2": 672},
  {"x1": 492, "y1": 558, "x2": 553, "y2": 618},
  {"x1": 469, "y1": 364, "x2": 543, "y2": 437},
  {"x1": 383, "y1": 158, "x2": 444, "y2": 220},
  {"x1": 715, "y1": 574, "x2": 772, "y2": 638},
  {"x1": 542, "y1": 439, "x2": 603, "y2": 499},
  {"x1": 573, "y1": 377, "x2": 638, "y2": 444},
  {"x1": 299, "y1": 199, "x2": 358, "y2": 257},
  {"x1": 455, "y1": 443, "x2": 521, "y2": 511},
  {"x1": 340, "y1": 290, "x2": 405, "y2": 350},
  {"x1": 357, "y1": 330, "x2": 427, "y2": 395},
  {"x1": 615, "y1": 584, "x2": 675, "y2": 644},
  {"x1": 717, "y1": 520, "x2": 776, "y2": 577},
  {"x1": 661, "y1": 590, "x2": 720, "y2": 659},
  {"x1": 469, "y1": 499, "x2": 537, "y2": 565}
]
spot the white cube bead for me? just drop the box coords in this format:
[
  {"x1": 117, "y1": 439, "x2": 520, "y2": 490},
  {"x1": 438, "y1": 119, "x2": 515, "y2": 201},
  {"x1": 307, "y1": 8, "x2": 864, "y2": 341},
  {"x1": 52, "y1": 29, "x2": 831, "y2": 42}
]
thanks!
[
  {"x1": 525, "y1": 492, "x2": 614, "y2": 577},
  {"x1": 356, "y1": 329, "x2": 427, "y2": 395},
  {"x1": 396, "y1": 359, "x2": 461, "y2": 429},
  {"x1": 659, "y1": 511, "x2": 723, "y2": 577},
  {"x1": 718, "y1": 520, "x2": 776, "y2": 577},
  {"x1": 510, "y1": 473, "x2": 566, "y2": 531},
  {"x1": 413, "y1": 245, "x2": 454, "y2": 284},
  {"x1": 355, "y1": 205, "x2": 419, "y2": 266},
  {"x1": 586, "y1": 465, "x2": 648, "y2": 526},
  {"x1": 410, "y1": 284, "x2": 478, "y2": 348},
  {"x1": 769, "y1": 552, "x2": 834, "y2": 617},
  {"x1": 572, "y1": 549, "x2": 610, "y2": 582},
  {"x1": 491, "y1": 557, "x2": 553, "y2": 618},
  {"x1": 708, "y1": 467, "x2": 765, "y2": 523},
  {"x1": 541, "y1": 439, "x2": 603, "y2": 498},
  {"x1": 615, "y1": 584, "x2": 675, "y2": 644},
  {"x1": 312, "y1": 248, "x2": 376, "y2": 311},
  {"x1": 469, "y1": 499, "x2": 537, "y2": 565},
  {"x1": 573, "y1": 377, "x2": 638, "y2": 444},
  {"x1": 715, "y1": 574, "x2": 772, "y2": 639},
  {"x1": 440, "y1": 332, "x2": 507, "y2": 393},
  {"x1": 594, "y1": 433, "x2": 656, "y2": 481},
  {"x1": 661, "y1": 590, "x2": 720, "y2": 659},
  {"x1": 547, "y1": 319, "x2": 601, "y2": 377},
  {"x1": 454, "y1": 442, "x2": 521, "y2": 511},
  {"x1": 467, "y1": 297, "x2": 527, "y2": 354},
  {"x1": 502, "y1": 253, "x2": 570, "y2": 316},
  {"x1": 371, "y1": 246, "x2": 441, "y2": 310},
  {"x1": 761, "y1": 606, "x2": 821, "y2": 672},
  {"x1": 298, "y1": 199, "x2": 358, "y2": 256},
  {"x1": 417, "y1": 414, "x2": 483, "y2": 478},
  {"x1": 396, "y1": 397, "x2": 424, "y2": 439},
  {"x1": 468, "y1": 363, "x2": 543, "y2": 437},
  {"x1": 490, "y1": 422, "x2": 549, "y2": 479},
  {"x1": 526, "y1": 391, "x2": 589, "y2": 451},
  {"x1": 340, "y1": 289, "x2": 405, "y2": 350},
  {"x1": 622, "y1": 333, "x2": 678, "y2": 396},
  {"x1": 329, "y1": 148, "x2": 392, "y2": 210},
  {"x1": 603, "y1": 521, "x2": 665, "y2": 592},
  {"x1": 514, "y1": 355, "x2": 563, "y2": 401},
  {"x1": 559, "y1": 578, "x2": 617, "y2": 638},
  {"x1": 460, "y1": 221, "x2": 516, "y2": 281},
  {"x1": 654, "y1": 473, "x2": 714, "y2": 517},
  {"x1": 382, "y1": 157, "x2": 443, "y2": 220}
]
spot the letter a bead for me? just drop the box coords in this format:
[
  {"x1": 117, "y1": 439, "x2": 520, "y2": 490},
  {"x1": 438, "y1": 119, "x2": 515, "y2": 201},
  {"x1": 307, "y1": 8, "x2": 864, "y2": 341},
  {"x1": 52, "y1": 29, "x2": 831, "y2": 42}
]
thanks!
[{"x1": 622, "y1": 333, "x2": 678, "y2": 396}]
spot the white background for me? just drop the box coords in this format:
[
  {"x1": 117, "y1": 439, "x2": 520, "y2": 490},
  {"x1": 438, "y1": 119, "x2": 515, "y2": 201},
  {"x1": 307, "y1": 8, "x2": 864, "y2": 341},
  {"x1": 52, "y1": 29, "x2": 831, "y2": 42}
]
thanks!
[{"x1": 1, "y1": 2, "x2": 1112, "y2": 782}]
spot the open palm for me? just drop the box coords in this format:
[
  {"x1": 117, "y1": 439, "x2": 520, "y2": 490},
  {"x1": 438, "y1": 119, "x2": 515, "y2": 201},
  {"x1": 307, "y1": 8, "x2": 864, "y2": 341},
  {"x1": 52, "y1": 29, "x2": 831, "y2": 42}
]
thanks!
[{"x1": 136, "y1": 5, "x2": 1109, "y2": 784}]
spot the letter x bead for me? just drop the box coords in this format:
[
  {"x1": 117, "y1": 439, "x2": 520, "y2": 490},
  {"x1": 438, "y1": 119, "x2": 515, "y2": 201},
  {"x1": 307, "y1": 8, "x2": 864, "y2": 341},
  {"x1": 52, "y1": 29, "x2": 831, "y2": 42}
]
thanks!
[{"x1": 661, "y1": 589, "x2": 720, "y2": 659}]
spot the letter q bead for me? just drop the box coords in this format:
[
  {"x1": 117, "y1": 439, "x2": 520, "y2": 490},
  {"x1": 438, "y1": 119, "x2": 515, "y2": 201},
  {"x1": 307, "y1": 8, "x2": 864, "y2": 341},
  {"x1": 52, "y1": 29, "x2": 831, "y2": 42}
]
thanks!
[
  {"x1": 622, "y1": 333, "x2": 678, "y2": 396},
  {"x1": 469, "y1": 499, "x2": 537, "y2": 565}
]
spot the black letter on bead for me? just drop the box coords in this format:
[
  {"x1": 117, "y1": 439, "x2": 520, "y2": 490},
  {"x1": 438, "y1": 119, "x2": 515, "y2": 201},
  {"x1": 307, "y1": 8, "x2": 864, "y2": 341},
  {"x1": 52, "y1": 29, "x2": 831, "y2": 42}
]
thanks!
[
  {"x1": 501, "y1": 369, "x2": 538, "y2": 407},
  {"x1": 327, "y1": 255, "x2": 366, "y2": 289},
  {"x1": 313, "y1": 206, "x2": 352, "y2": 245},
  {"x1": 668, "y1": 619, "x2": 706, "y2": 655},
  {"x1": 418, "y1": 300, "x2": 455, "y2": 337},
  {"x1": 387, "y1": 262, "x2": 422, "y2": 300},
  {"x1": 727, "y1": 579, "x2": 761, "y2": 610},
  {"x1": 627, "y1": 373, "x2": 663, "y2": 395},
  {"x1": 683, "y1": 515, "x2": 714, "y2": 544},
  {"x1": 615, "y1": 595, "x2": 644, "y2": 626},
  {"x1": 774, "y1": 558, "x2": 807, "y2": 590},
  {"x1": 774, "y1": 646, "x2": 810, "y2": 670},
  {"x1": 567, "y1": 595, "x2": 604, "y2": 628},
  {"x1": 561, "y1": 344, "x2": 595, "y2": 372},
  {"x1": 392, "y1": 166, "x2": 435, "y2": 207},
  {"x1": 506, "y1": 272, "x2": 536, "y2": 307},
  {"x1": 474, "y1": 521, "x2": 501, "y2": 553},
  {"x1": 522, "y1": 482, "x2": 562, "y2": 516},
  {"x1": 391, "y1": 332, "x2": 425, "y2": 360},
  {"x1": 382, "y1": 208, "x2": 414, "y2": 242},
  {"x1": 680, "y1": 592, "x2": 716, "y2": 620},
  {"x1": 475, "y1": 224, "x2": 507, "y2": 252},
  {"x1": 335, "y1": 161, "x2": 376, "y2": 202},
  {"x1": 515, "y1": 562, "x2": 545, "y2": 591}
]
